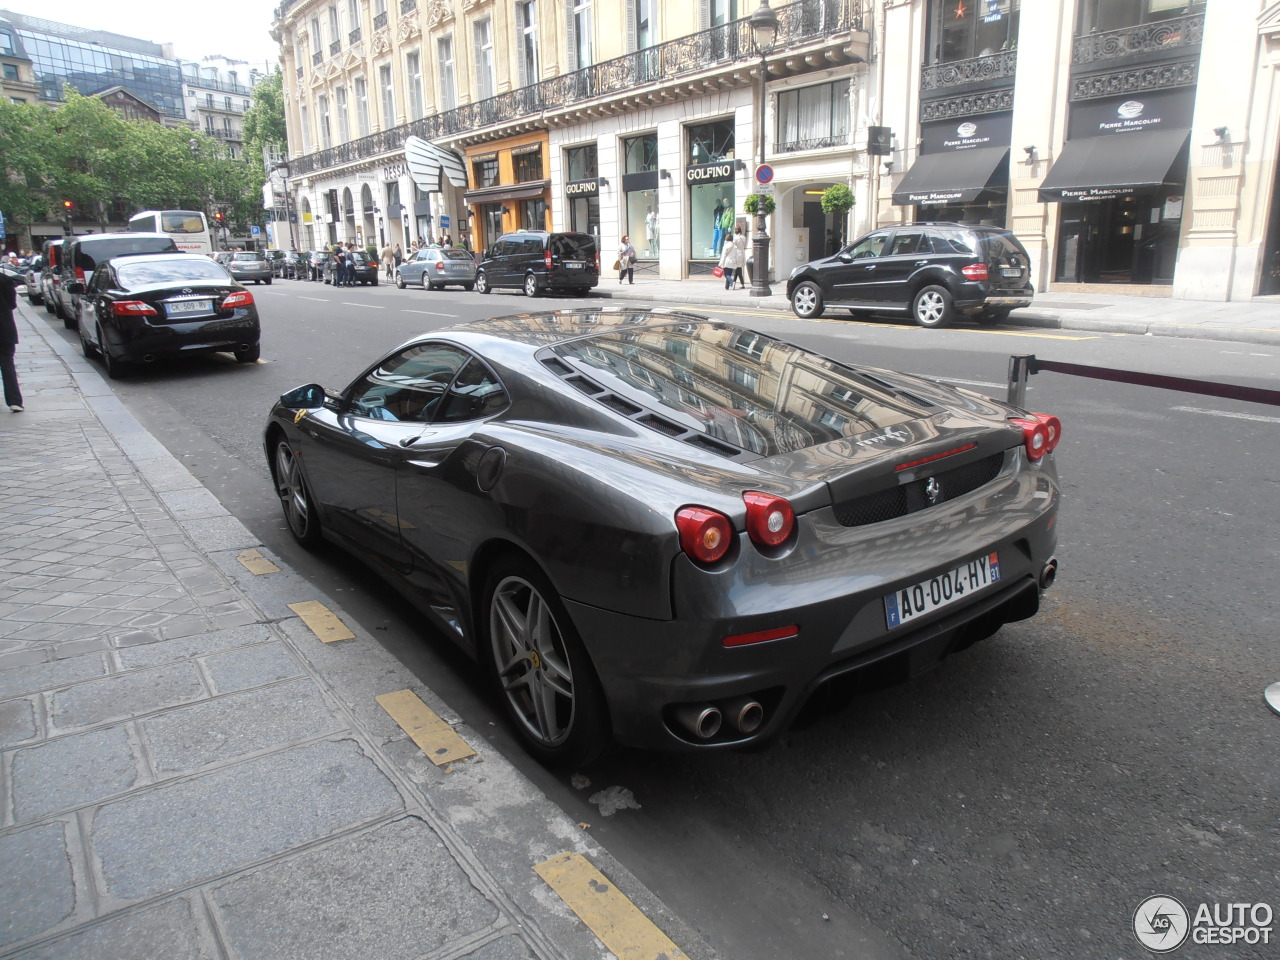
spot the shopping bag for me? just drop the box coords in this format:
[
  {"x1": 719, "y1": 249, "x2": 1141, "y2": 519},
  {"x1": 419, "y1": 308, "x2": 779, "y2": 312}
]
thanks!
[
  {"x1": 712, "y1": 266, "x2": 724, "y2": 278},
  {"x1": 612, "y1": 258, "x2": 621, "y2": 271}
]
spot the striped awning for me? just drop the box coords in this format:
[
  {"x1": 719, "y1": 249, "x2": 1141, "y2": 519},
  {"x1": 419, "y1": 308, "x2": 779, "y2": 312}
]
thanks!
[{"x1": 405, "y1": 136, "x2": 469, "y2": 192}]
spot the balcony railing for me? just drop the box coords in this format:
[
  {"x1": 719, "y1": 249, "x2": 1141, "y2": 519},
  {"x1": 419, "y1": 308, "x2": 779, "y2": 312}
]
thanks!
[
  {"x1": 312, "y1": 50, "x2": 322, "y2": 66},
  {"x1": 1073, "y1": 14, "x2": 1203, "y2": 65},
  {"x1": 400, "y1": 0, "x2": 416, "y2": 13},
  {"x1": 775, "y1": 132, "x2": 849, "y2": 154},
  {"x1": 329, "y1": 40, "x2": 341, "y2": 56},
  {"x1": 349, "y1": 27, "x2": 361, "y2": 45},
  {"x1": 920, "y1": 50, "x2": 1016, "y2": 94},
  {"x1": 184, "y1": 75, "x2": 253, "y2": 97},
  {"x1": 290, "y1": 0, "x2": 863, "y2": 177},
  {"x1": 374, "y1": 11, "x2": 387, "y2": 30}
]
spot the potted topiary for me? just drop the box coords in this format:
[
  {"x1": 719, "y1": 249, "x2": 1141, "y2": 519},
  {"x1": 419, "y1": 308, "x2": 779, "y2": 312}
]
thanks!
[
  {"x1": 820, "y1": 184, "x2": 855, "y2": 248},
  {"x1": 742, "y1": 193, "x2": 776, "y2": 216}
]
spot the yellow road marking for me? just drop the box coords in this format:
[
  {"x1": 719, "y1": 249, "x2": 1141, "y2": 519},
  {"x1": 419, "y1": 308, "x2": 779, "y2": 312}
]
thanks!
[
  {"x1": 287, "y1": 600, "x2": 355, "y2": 643},
  {"x1": 236, "y1": 549, "x2": 280, "y2": 575},
  {"x1": 376, "y1": 689, "x2": 476, "y2": 765},
  {"x1": 534, "y1": 852, "x2": 687, "y2": 960}
]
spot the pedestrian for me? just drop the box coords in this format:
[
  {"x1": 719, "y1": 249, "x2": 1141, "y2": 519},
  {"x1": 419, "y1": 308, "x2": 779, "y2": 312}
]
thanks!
[
  {"x1": 0, "y1": 267, "x2": 22, "y2": 412},
  {"x1": 343, "y1": 244, "x2": 356, "y2": 286},
  {"x1": 441, "y1": 232, "x2": 452, "y2": 248},
  {"x1": 719, "y1": 225, "x2": 748, "y2": 290},
  {"x1": 393, "y1": 243, "x2": 403, "y2": 268},
  {"x1": 617, "y1": 235, "x2": 636, "y2": 285},
  {"x1": 331, "y1": 248, "x2": 344, "y2": 286},
  {"x1": 380, "y1": 242, "x2": 394, "y2": 280}
]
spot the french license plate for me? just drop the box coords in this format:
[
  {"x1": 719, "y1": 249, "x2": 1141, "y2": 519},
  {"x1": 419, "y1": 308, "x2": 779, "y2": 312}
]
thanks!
[
  {"x1": 564, "y1": 261, "x2": 583, "y2": 269},
  {"x1": 1001, "y1": 267, "x2": 1021, "y2": 277},
  {"x1": 167, "y1": 299, "x2": 213, "y2": 316},
  {"x1": 884, "y1": 552, "x2": 1001, "y2": 629}
]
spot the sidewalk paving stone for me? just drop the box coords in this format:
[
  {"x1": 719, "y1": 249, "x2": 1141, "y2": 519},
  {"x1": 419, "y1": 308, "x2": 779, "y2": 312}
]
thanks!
[
  {"x1": 6, "y1": 897, "x2": 218, "y2": 960},
  {"x1": 199, "y1": 641, "x2": 302, "y2": 694},
  {"x1": 9, "y1": 725, "x2": 143, "y2": 823},
  {"x1": 0, "y1": 821, "x2": 78, "y2": 950},
  {"x1": 48, "y1": 661, "x2": 207, "y2": 733}
]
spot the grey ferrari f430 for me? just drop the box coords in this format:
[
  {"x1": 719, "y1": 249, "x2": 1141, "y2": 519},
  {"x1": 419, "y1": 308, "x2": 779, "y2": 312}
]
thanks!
[{"x1": 265, "y1": 309, "x2": 1061, "y2": 766}]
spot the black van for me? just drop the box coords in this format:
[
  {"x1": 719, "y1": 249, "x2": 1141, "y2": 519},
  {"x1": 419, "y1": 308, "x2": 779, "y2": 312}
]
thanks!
[
  {"x1": 54, "y1": 232, "x2": 179, "y2": 328},
  {"x1": 475, "y1": 231, "x2": 598, "y2": 298}
]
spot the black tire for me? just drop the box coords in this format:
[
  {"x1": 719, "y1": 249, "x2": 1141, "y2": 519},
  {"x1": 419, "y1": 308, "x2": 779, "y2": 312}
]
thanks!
[
  {"x1": 234, "y1": 342, "x2": 261, "y2": 363},
  {"x1": 43, "y1": 293, "x2": 55, "y2": 315},
  {"x1": 463, "y1": 282, "x2": 475, "y2": 291},
  {"x1": 426, "y1": 282, "x2": 439, "y2": 291},
  {"x1": 482, "y1": 556, "x2": 610, "y2": 767},
  {"x1": 476, "y1": 270, "x2": 491, "y2": 294},
  {"x1": 395, "y1": 272, "x2": 406, "y2": 289},
  {"x1": 523, "y1": 274, "x2": 539, "y2": 298},
  {"x1": 790, "y1": 280, "x2": 825, "y2": 319},
  {"x1": 371, "y1": 278, "x2": 378, "y2": 286},
  {"x1": 976, "y1": 307, "x2": 1011, "y2": 326},
  {"x1": 912, "y1": 284, "x2": 955, "y2": 329},
  {"x1": 79, "y1": 325, "x2": 97, "y2": 359},
  {"x1": 266, "y1": 278, "x2": 273, "y2": 285},
  {"x1": 99, "y1": 328, "x2": 130, "y2": 379},
  {"x1": 273, "y1": 436, "x2": 322, "y2": 547}
]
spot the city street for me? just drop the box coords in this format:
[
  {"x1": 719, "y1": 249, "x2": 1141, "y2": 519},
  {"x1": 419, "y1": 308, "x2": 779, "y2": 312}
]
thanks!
[{"x1": 26, "y1": 277, "x2": 1280, "y2": 959}]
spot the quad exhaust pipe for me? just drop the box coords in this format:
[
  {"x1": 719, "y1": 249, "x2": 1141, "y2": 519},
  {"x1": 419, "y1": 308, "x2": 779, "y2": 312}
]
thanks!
[
  {"x1": 673, "y1": 697, "x2": 766, "y2": 740},
  {"x1": 1039, "y1": 557, "x2": 1059, "y2": 590},
  {"x1": 723, "y1": 697, "x2": 764, "y2": 735},
  {"x1": 673, "y1": 704, "x2": 722, "y2": 740}
]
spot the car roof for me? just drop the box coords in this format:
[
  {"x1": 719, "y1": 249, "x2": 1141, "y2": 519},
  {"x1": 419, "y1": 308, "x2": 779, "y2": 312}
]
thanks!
[
  {"x1": 107, "y1": 252, "x2": 224, "y2": 267},
  {"x1": 72, "y1": 231, "x2": 171, "y2": 244},
  {"x1": 418, "y1": 307, "x2": 712, "y2": 351}
]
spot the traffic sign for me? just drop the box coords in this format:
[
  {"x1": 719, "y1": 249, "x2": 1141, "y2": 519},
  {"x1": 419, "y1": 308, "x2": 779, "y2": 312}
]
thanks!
[
  {"x1": 440, "y1": 215, "x2": 451, "y2": 229},
  {"x1": 755, "y1": 164, "x2": 774, "y2": 185},
  {"x1": 250, "y1": 225, "x2": 261, "y2": 236},
  {"x1": 753, "y1": 182, "x2": 776, "y2": 195}
]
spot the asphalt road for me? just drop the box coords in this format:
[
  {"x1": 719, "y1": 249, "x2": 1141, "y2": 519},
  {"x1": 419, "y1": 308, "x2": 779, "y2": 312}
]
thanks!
[{"x1": 36, "y1": 277, "x2": 1280, "y2": 959}]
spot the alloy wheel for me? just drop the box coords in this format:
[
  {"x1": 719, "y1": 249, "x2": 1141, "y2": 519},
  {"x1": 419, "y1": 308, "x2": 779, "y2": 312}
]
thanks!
[{"x1": 489, "y1": 575, "x2": 576, "y2": 748}]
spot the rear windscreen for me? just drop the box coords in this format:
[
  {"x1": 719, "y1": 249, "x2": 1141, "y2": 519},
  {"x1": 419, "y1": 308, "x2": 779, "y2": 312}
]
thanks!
[
  {"x1": 442, "y1": 249, "x2": 473, "y2": 261},
  {"x1": 160, "y1": 212, "x2": 205, "y2": 234},
  {"x1": 117, "y1": 259, "x2": 228, "y2": 286},
  {"x1": 549, "y1": 234, "x2": 596, "y2": 259},
  {"x1": 980, "y1": 231, "x2": 1026, "y2": 261},
  {"x1": 75, "y1": 237, "x2": 178, "y2": 271},
  {"x1": 551, "y1": 324, "x2": 921, "y2": 456}
]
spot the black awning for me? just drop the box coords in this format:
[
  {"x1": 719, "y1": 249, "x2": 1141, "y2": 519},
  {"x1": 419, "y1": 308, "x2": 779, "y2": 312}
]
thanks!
[
  {"x1": 1037, "y1": 130, "x2": 1189, "y2": 202},
  {"x1": 463, "y1": 180, "x2": 551, "y2": 205},
  {"x1": 891, "y1": 146, "x2": 1011, "y2": 206}
]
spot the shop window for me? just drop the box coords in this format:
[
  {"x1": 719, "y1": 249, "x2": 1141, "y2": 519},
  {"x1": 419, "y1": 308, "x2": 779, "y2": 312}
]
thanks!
[
  {"x1": 1076, "y1": 0, "x2": 1205, "y2": 34},
  {"x1": 926, "y1": 0, "x2": 1020, "y2": 64},
  {"x1": 565, "y1": 143, "x2": 598, "y2": 181},
  {"x1": 776, "y1": 81, "x2": 850, "y2": 153},
  {"x1": 514, "y1": 149, "x2": 543, "y2": 182},
  {"x1": 625, "y1": 188, "x2": 659, "y2": 258},
  {"x1": 521, "y1": 198, "x2": 547, "y2": 231},
  {"x1": 624, "y1": 133, "x2": 657, "y2": 173},
  {"x1": 473, "y1": 157, "x2": 499, "y2": 187},
  {"x1": 687, "y1": 119, "x2": 735, "y2": 165}
]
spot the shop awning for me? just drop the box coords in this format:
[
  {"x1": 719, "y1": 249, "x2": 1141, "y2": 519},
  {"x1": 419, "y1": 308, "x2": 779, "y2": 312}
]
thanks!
[
  {"x1": 1037, "y1": 130, "x2": 1190, "y2": 202},
  {"x1": 891, "y1": 146, "x2": 1011, "y2": 206},
  {"x1": 405, "y1": 136, "x2": 468, "y2": 192},
  {"x1": 463, "y1": 180, "x2": 550, "y2": 205}
]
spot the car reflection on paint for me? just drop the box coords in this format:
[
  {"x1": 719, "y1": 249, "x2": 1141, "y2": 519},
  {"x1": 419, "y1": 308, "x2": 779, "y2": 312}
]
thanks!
[{"x1": 264, "y1": 308, "x2": 1062, "y2": 767}]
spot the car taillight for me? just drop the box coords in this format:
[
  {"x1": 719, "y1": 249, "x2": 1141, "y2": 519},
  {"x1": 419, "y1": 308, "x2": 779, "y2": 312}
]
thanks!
[
  {"x1": 676, "y1": 506, "x2": 732, "y2": 564},
  {"x1": 75, "y1": 267, "x2": 85, "y2": 281},
  {"x1": 222, "y1": 291, "x2": 254, "y2": 309},
  {"x1": 435, "y1": 261, "x2": 444, "y2": 271},
  {"x1": 1011, "y1": 413, "x2": 1062, "y2": 460},
  {"x1": 110, "y1": 300, "x2": 157, "y2": 317},
  {"x1": 742, "y1": 491, "x2": 794, "y2": 548},
  {"x1": 544, "y1": 249, "x2": 553, "y2": 270},
  {"x1": 594, "y1": 252, "x2": 600, "y2": 271},
  {"x1": 961, "y1": 263, "x2": 988, "y2": 281}
]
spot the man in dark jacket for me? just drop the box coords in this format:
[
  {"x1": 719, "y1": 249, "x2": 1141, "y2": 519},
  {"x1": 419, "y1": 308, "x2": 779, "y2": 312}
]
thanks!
[{"x1": 0, "y1": 268, "x2": 22, "y2": 411}]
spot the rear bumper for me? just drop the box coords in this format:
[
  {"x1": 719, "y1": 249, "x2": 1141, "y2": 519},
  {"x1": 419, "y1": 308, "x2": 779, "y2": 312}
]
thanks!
[{"x1": 109, "y1": 314, "x2": 260, "y2": 361}]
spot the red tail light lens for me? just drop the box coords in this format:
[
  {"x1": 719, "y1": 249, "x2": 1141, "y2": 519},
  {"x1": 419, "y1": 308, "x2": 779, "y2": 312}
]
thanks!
[
  {"x1": 110, "y1": 300, "x2": 157, "y2": 317},
  {"x1": 742, "y1": 491, "x2": 795, "y2": 548},
  {"x1": 75, "y1": 267, "x2": 85, "y2": 281},
  {"x1": 676, "y1": 506, "x2": 732, "y2": 564},
  {"x1": 544, "y1": 249, "x2": 553, "y2": 270},
  {"x1": 594, "y1": 252, "x2": 600, "y2": 271},
  {"x1": 1032, "y1": 413, "x2": 1062, "y2": 453},
  {"x1": 1011, "y1": 418, "x2": 1050, "y2": 460},
  {"x1": 434, "y1": 261, "x2": 444, "y2": 271},
  {"x1": 222, "y1": 291, "x2": 254, "y2": 309},
  {"x1": 961, "y1": 263, "x2": 989, "y2": 281}
]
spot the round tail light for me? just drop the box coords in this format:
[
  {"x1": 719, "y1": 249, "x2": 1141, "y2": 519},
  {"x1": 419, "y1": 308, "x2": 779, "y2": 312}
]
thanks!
[
  {"x1": 1011, "y1": 418, "x2": 1050, "y2": 461},
  {"x1": 742, "y1": 491, "x2": 795, "y2": 548},
  {"x1": 676, "y1": 506, "x2": 732, "y2": 564}
]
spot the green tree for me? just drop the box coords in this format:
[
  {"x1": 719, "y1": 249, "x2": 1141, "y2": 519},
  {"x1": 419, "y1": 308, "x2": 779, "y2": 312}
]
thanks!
[
  {"x1": 0, "y1": 101, "x2": 57, "y2": 246},
  {"x1": 242, "y1": 69, "x2": 286, "y2": 161}
]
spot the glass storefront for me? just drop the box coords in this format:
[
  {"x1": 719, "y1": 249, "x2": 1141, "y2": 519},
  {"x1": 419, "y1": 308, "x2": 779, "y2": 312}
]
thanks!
[
  {"x1": 686, "y1": 121, "x2": 736, "y2": 268},
  {"x1": 479, "y1": 203, "x2": 503, "y2": 251},
  {"x1": 623, "y1": 133, "x2": 659, "y2": 261},
  {"x1": 1055, "y1": 191, "x2": 1181, "y2": 285},
  {"x1": 565, "y1": 144, "x2": 600, "y2": 238},
  {"x1": 689, "y1": 183, "x2": 735, "y2": 261},
  {"x1": 926, "y1": 0, "x2": 1020, "y2": 63},
  {"x1": 520, "y1": 197, "x2": 547, "y2": 231}
]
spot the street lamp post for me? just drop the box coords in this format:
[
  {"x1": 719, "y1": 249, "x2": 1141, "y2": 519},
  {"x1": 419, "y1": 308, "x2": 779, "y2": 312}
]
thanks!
[
  {"x1": 273, "y1": 161, "x2": 298, "y2": 251},
  {"x1": 748, "y1": 0, "x2": 778, "y2": 298}
]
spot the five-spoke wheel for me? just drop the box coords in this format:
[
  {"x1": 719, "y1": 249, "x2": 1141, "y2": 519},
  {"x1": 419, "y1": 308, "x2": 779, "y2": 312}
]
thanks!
[{"x1": 274, "y1": 438, "x2": 321, "y2": 546}]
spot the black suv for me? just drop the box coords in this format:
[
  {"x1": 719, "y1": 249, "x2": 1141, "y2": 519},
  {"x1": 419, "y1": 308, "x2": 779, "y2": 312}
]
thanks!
[
  {"x1": 786, "y1": 222, "x2": 1033, "y2": 328},
  {"x1": 475, "y1": 231, "x2": 598, "y2": 297},
  {"x1": 54, "y1": 232, "x2": 180, "y2": 329}
]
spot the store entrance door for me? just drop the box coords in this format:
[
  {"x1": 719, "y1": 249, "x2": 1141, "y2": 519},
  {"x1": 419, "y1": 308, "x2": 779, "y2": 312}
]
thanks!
[
  {"x1": 1055, "y1": 194, "x2": 1179, "y2": 285},
  {"x1": 802, "y1": 202, "x2": 843, "y2": 260},
  {"x1": 1259, "y1": 150, "x2": 1280, "y2": 295}
]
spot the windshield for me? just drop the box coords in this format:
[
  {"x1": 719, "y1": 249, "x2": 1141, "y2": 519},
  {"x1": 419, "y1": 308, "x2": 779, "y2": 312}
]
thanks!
[
  {"x1": 552, "y1": 324, "x2": 921, "y2": 457},
  {"x1": 117, "y1": 259, "x2": 229, "y2": 286},
  {"x1": 232, "y1": 253, "x2": 264, "y2": 261},
  {"x1": 549, "y1": 234, "x2": 596, "y2": 259},
  {"x1": 159, "y1": 211, "x2": 205, "y2": 234}
]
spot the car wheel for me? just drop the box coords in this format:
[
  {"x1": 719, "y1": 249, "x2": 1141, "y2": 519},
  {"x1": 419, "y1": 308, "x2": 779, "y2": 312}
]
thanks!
[
  {"x1": 99, "y1": 328, "x2": 130, "y2": 379},
  {"x1": 395, "y1": 272, "x2": 406, "y2": 289},
  {"x1": 790, "y1": 280, "x2": 825, "y2": 319},
  {"x1": 912, "y1": 285, "x2": 955, "y2": 328},
  {"x1": 234, "y1": 342, "x2": 260, "y2": 363},
  {"x1": 463, "y1": 282, "x2": 475, "y2": 291},
  {"x1": 79, "y1": 325, "x2": 97, "y2": 359},
  {"x1": 371, "y1": 278, "x2": 378, "y2": 286},
  {"x1": 43, "y1": 294, "x2": 56, "y2": 315},
  {"x1": 476, "y1": 270, "x2": 490, "y2": 294},
  {"x1": 27, "y1": 290, "x2": 43, "y2": 305},
  {"x1": 483, "y1": 557, "x2": 610, "y2": 767},
  {"x1": 523, "y1": 274, "x2": 539, "y2": 298},
  {"x1": 266, "y1": 278, "x2": 273, "y2": 285},
  {"x1": 273, "y1": 437, "x2": 322, "y2": 547},
  {"x1": 976, "y1": 307, "x2": 1011, "y2": 326},
  {"x1": 426, "y1": 282, "x2": 439, "y2": 291}
]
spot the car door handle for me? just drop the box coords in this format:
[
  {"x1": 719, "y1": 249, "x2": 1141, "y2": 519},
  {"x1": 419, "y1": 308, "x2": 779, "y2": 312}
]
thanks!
[
  {"x1": 864, "y1": 265, "x2": 876, "y2": 271},
  {"x1": 915, "y1": 260, "x2": 929, "y2": 266}
]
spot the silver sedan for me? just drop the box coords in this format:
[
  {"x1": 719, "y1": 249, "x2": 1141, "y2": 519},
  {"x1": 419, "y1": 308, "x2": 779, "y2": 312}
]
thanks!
[{"x1": 396, "y1": 247, "x2": 476, "y2": 291}]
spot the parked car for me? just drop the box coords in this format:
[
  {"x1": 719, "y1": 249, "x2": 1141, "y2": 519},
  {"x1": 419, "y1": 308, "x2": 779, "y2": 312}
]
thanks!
[
  {"x1": 40, "y1": 239, "x2": 65, "y2": 316},
  {"x1": 54, "y1": 232, "x2": 180, "y2": 329},
  {"x1": 475, "y1": 231, "x2": 599, "y2": 297},
  {"x1": 70, "y1": 252, "x2": 260, "y2": 378},
  {"x1": 348, "y1": 250, "x2": 379, "y2": 285},
  {"x1": 0, "y1": 261, "x2": 24, "y2": 293},
  {"x1": 213, "y1": 252, "x2": 234, "y2": 266},
  {"x1": 304, "y1": 251, "x2": 328, "y2": 281},
  {"x1": 786, "y1": 222, "x2": 1035, "y2": 328},
  {"x1": 227, "y1": 251, "x2": 273, "y2": 285},
  {"x1": 397, "y1": 247, "x2": 477, "y2": 291},
  {"x1": 22, "y1": 255, "x2": 44, "y2": 304},
  {"x1": 277, "y1": 250, "x2": 305, "y2": 279},
  {"x1": 264, "y1": 308, "x2": 1062, "y2": 766}
]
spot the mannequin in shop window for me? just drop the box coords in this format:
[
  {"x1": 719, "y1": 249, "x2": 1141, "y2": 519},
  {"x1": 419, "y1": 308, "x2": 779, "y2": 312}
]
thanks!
[
  {"x1": 712, "y1": 197, "x2": 729, "y2": 258},
  {"x1": 645, "y1": 207, "x2": 658, "y2": 256}
]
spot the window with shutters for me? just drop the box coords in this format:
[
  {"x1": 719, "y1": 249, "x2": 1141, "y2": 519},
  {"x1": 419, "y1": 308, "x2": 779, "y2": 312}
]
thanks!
[
  {"x1": 354, "y1": 76, "x2": 370, "y2": 136},
  {"x1": 335, "y1": 85, "x2": 349, "y2": 141},
  {"x1": 632, "y1": 0, "x2": 654, "y2": 49},
  {"x1": 379, "y1": 64, "x2": 394, "y2": 126},
  {"x1": 299, "y1": 104, "x2": 310, "y2": 152},
  {"x1": 571, "y1": 0, "x2": 593, "y2": 70},
  {"x1": 437, "y1": 36, "x2": 456, "y2": 110},
  {"x1": 473, "y1": 18, "x2": 495, "y2": 100},
  {"x1": 317, "y1": 95, "x2": 331, "y2": 148},
  {"x1": 517, "y1": 0, "x2": 539, "y2": 86},
  {"x1": 406, "y1": 51, "x2": 423, "y2": 120}
]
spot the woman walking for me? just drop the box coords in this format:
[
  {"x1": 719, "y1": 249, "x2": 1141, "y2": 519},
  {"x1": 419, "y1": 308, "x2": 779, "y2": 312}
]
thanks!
[
  {"x1": 617, "y1": 235, "x2": 637, "y2": 285},
  {"x1": 719, "y1": 225, "x2": 747, "y2": 290}
]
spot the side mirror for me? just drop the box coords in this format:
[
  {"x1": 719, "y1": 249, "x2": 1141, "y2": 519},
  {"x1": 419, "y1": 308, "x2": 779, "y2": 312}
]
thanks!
[
  {"x1": 837, "y1": 253, "x2": 854, "y2": 263},
  {"x1": 66, "y1": 281, "x2": 86, "y2": 295},
  {"x1": 279, "y1": 383, "x2": 326, "y2": 409}
]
